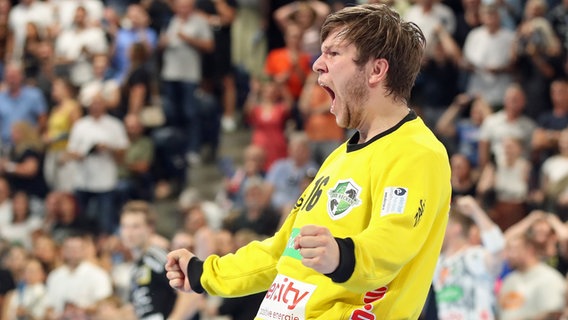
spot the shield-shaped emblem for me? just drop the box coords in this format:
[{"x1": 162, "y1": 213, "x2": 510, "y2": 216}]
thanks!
[{"x1": 327, "y1": 179, "x2": 362, "y2": 220}]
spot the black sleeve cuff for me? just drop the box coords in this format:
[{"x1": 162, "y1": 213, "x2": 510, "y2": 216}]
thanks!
[
  {"x1": 187, "y1": 256, "x2": 205, "y2": 294},
  {"x1": 324, "y1": 237, "x2": 355, "y2": 283}
]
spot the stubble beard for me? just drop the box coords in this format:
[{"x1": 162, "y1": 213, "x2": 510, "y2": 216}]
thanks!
[{"x1": 342, "y1": 70, "x2": 369, "y2": 129}]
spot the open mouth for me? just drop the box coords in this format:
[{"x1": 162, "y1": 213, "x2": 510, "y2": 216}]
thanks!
[{"x1": 320, "y1": 83, "x2": 336, "y2": 101}]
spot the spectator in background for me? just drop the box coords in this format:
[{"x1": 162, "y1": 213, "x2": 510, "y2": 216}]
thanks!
[
  {"x1": 49, "y1": 192, "x2": 97, "y2": 243},
  {"x1": 547, "y1": 0, "x2": 568, "y2": 53},
  {"x1": 221, "y1": 143, "x2": 266, "y2": 211},
  {"x1": 21, "y1": 22, "x2": 43, "y2": 81},
  {"x1": 505, "y1": 210, "x2": 568, "y2": 274},
  {"x1": 65, "y1": 94, "x2": 129, "y2": 235},
  {"x1": 498, "y1": 232, "x2": 566, "y2": 320},
  {"x1": 0, "y1": 61, "x2": 47, "y2": 146},
  {"x1": 273, "y1": 0, "x2": 330, "y2": 60},
  {"x1": 196, "y1": 0, "x2": 238, "y2": 133},
  {"x1": 160, "y1": 0, "x2": 214, "y2": 166},
  {"x1": 462, "y1": 3, "x2": 515, "y2": 109},
  {"x1": 44, "y1": 232, "x2": 113, "y2": 320},
  {"x1": 264, "y1": 23, "x2": 312, "y2": 129},
  {"x1": 119, "y1": 201, "x2": 190, "y2": 320},
  {"x1": 6, "y1": 0, "x2": 54, "y2": 61},
  {"x1": 1, "y1": 258, "x2": 48, "y2": 320},
  {"x1": 412, "y1": 24, "x2": 461, "y2": 127},
  {"x1": 531, "y1": 77, "x2": 568, "y2": 165},
  {"x1": 0, "y1": 121, "x2": 48, "y2": 199},
  {"x1": 223, "y1": 176, "x2": 280, "y2": 237},
  {"x1": 537, "y1": 128, "x2": 568, "y2": 218},
  {"x1": 112, "y1": 4, "x2": 157, "y2": 84},
  {"x1": 298, "y1": 72, "x2": 345, "y2": 166},
  {"x1": 244, "y1": 75, "x2": 292, "y2": 171},
  {"x1": 477, "y1": 136, "x2": 531, "y2": 230},
  {"x1": 119, "y1": 42, "x2": 153, "y2": 118},
  {"x1": 115, "y1": 113, "x2": 154, "y2": 207},
  {"x1": 31, "y1": 233, "x2": 59, "y2": 274},
  {"x1": 79, "y1": 53, "x2": 120, "y2": 110},
  {"x1": 452, "y1": 0, "x2": 482, "y2": 48},
  {"x1": 53, "y1": 0, "x2": 105, "y2": 31},
  {"x1": 433, "y1": 196, "x2": 505, "y2": 320},
  {"x1": 436, "y1": 94, "x2": 493, "y2": 167},
  {"x1": 478, "y1": 83, "x2": 536, "y2": 168},
  {"x1": 54, "y1": 6, "x2": 109, "y2": 86},
  {"x1": 450, "y1": 153, "x2": 478, "y2": 198},
  {"x1": 0, "y1": 191, "x2": 42, "y2": 250},
  {"x1": 180, "y1": 204, "x2": 217, "y2": 259},
  {"x1": 264, "y1": 131, "x2": 318, "y2": 215},
  {"x1": 230, "y1": 0, "x2": 267, "y2": 78},
  {"x1": 404, "y1": 0, "x2": 456, "y2": 56},
  {"x1": 43, "y1": 77, "x2": 82, "y2": 192},
  {"x1": 512, "y1": 0, "x2": 564, "y2": 119}
]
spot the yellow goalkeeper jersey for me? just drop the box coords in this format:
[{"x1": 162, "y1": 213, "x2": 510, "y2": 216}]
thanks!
[{"x1": 198, "y1": 111, "x2": 451, "y2": 320}]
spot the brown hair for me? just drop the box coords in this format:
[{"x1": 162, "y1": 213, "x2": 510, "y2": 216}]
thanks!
[
  {"x1": 320, "y1": 4, "x2": 425, "y2": 102},
  {"x1": 121, "y1": 200, "x2": 156, "y2": 227}
]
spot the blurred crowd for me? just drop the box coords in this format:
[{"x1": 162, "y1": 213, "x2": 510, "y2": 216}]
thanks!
[{"x1": 0, "y1": 0, "x2": 566, "y2": 319}]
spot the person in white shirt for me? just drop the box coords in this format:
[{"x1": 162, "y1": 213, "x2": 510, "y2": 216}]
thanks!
[
  {"x1": 44, "y1": 232, "x2": 113, "y2": 319},
  {"x1": 7, "y1": 0, "x2": 54, "y2": 60},
  {"x1": 498, "y1": 231, "x2": 567, "y2": 320},
  {"x1": 2, "y1": 258, "x2": 49, "y2": 320},
  {"x1": 65, "y1": 93, "x2": 129, "y2": 235},
  {"x1": 462, "y1": 4, "x2": 515, "y2": 108},
  {"x1": 54, "y1": 6, "x2": 108, "y2": 86},
  {"x1": 434, "y1": 196, "x2": 505, "y2": 320}
]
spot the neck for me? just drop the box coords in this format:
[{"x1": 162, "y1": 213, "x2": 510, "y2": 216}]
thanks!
[{"x1": 358, "y1": 101, "x2": 409, "y2": 143}]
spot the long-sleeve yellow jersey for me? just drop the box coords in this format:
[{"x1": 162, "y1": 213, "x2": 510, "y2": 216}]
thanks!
[{"x1": 190, "y1": 111, "x2": 451, "y2": 320}]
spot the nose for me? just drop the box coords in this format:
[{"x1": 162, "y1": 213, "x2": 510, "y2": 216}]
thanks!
[{"x1": 312, "y1": 55, "x2": 326, "y2": 74}]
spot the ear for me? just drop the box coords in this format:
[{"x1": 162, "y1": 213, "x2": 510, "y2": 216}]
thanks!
[{"x1": 368, "y1": 58, "x2": 389, "y2": 87}]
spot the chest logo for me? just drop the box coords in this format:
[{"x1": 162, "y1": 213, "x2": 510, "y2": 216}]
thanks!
[{"x1": 327, "y1": 179, "x2": 362, "y2": 220}]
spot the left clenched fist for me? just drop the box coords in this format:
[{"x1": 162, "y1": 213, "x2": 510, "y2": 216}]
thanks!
[{"x1": 293, "y1": 225, "x2": 340, "y2": 274}]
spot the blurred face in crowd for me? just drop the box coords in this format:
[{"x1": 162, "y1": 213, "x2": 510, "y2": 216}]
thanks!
[
  {"x1": 62, "y1": 236, "x2": 86, "y2": 268},
  {"x1": 502, "y1": 137, "x2": 523, "y2": 162},
  {"x1": 170, "y1": 232, "x2": 193, "y2": 251},
  {"x1": 529, "y1": 219, "x2": 554, "y2": 246},
  {"x1": 51, "y1": 78, "x2": 72, "y2": 103},
  {"x1": 243, "y1": 145, "x2": 266, "y2": 175},
  {"x1": 183, "y1": 207, "x2": 207, "y2": 235},
  {"x1": 73, "y1": 7, "x2": 87, "y2": 28},
  {"x1": 503, "y1": 86, "x2": 526, "y2": 119},
  {"x1": 174, "y1": 0, "x2": 195, "y2": 18},
  {"x1": 284, "y1": 24, "x2": 304, "y2": 50},
  {"x1": 214, "y1": 230, "x2": 234, "y2": 256},
  {"x1": 3, "y1": 246, "x2": 27, "y2": 275},
  {"x1": 4, "y1": 63, "x2": 23, "y2": 92},
  {"x1": 23, "y1": 259, "x2": 45, "y2": 285},
  {"x1": 126, "y1": 5, "x2": 149, "y2": 29},
  {"x1": 550, "y1": 80, "x2": 568, "y2": 111},
  {"x1": 92, "y1": 54, "x2": 109, "y2": 78},
  {"x1": 120, "y1": 211, "x2": 151, "y2": 251},
  {"x1": 89, "y1": 94, "x2": 107, "y2": 118},
  {"x1": 124, "y1": 114, "x2": 144, "y2": 139},
  {"x1": 504, "y1": 236, "x2": 531, "y2": 270},
  {"x1": 480, "y1": 6, "x2": 500, "y2": 31},
  {"x1": 32, "y1": 235, "x2": 58, "y2": 268},
  {"x1": 450, "y1": 154, "x2": 472, "y2": 181},
  {"x1": 12, "y1": 192, "x2": 30, "y2": 223}
]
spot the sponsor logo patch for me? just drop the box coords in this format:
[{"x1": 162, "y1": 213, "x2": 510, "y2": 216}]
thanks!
[
  {"x1": 380, "y1": 187, "x2": 408, "y2": 217},
  {"x1": 256, "y1": 274, "x2": 316, "y2": 320},
  {"x1": 282, "y1": 228, "x2": 302, "y2": 260},
  {"x1": 327, "y1": 179, "x2": 362, "y2": 220}
]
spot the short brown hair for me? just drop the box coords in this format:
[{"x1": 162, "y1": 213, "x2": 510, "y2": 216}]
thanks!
[
  {"x1": 121, "y1": 200, "x2": 156, "y2": 227},
  {"x1": 320, "y1": 4, "x2": 425, "y2": 102}
]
